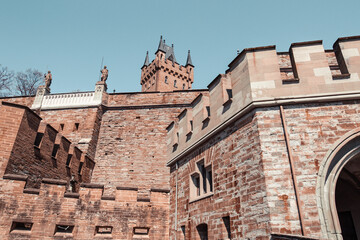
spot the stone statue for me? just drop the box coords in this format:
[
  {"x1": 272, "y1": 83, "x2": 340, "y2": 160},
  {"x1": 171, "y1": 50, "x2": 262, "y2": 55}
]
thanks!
[
  {"x1": 67, "y1": 175, "x2": 77, "y2": 193},
  {"x1": 100, "y1": 66, "x2": 108, "y2": 82},
  {"x1": 44, "y1": 71, "x2": 52, "y2": 89}
]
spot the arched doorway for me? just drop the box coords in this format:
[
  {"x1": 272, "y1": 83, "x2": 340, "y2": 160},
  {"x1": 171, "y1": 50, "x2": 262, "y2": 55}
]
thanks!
[
  {"x1": 317, "y1": 130, "x2": 360, "y2": 240},
  {"x1": 196, "y1": 223, "x2": 208, "y2": 240},
  {"x1": 335, "y1": 155, "x2": 360, "y2": 239}
]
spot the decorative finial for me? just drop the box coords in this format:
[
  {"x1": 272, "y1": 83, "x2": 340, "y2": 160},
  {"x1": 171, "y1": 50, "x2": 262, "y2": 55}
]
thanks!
[{"x1": 237, "y1": 49, "x2": 240, "y2": 55}]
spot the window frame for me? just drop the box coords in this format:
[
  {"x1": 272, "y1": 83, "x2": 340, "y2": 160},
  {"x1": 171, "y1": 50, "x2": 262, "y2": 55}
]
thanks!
[{"x1": 189, "y1": 159, "x2": 213, "y2": 202}]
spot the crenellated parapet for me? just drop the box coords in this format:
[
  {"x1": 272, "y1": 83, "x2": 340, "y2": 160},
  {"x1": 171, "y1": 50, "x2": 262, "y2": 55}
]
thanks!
[
  {"x1": 0, "y1": 101, "x2": 94, "y2": 189},
  {"x1": 1, "y1": 174, "x2": 170, "y2": 204},
  {"x1": 167, "y1": 36, "x2": 360, "y2": 165},
  {"x1": 0, "y1": 175, "x2": 170, "y2": 239}
]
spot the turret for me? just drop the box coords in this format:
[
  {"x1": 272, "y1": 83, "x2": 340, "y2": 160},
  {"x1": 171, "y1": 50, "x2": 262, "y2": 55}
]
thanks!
[{"x1": 140, "y1": 36, "x2": 195, "y2": 92}]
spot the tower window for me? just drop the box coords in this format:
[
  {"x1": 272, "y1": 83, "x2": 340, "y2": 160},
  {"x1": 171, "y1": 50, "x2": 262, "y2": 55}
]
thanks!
[
  {"x1": 183, "y1": 84, "x2": 185, "y2": 90},
  {"x1": 174, "y1": 80, "x2": 177, "y2": 87},
  {"x1": 74, "y1": 123, "x2": 79, "y2": 131},
  {"x1": 165, "y1": 76, "x2": 168, "y2": 84}
]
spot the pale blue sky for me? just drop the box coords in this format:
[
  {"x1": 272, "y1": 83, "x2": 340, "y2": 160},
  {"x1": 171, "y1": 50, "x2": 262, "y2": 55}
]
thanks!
[{"x1": 0, "y1": 0, "x2": 359, "y2": 94}]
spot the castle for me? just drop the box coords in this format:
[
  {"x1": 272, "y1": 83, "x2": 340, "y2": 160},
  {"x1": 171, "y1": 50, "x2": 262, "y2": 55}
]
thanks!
[{"x1": 0, "y1": 35, "x2": 360, "y2": 239}]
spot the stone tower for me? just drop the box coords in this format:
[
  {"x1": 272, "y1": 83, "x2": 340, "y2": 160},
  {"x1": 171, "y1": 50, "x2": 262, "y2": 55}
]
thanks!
[{"x1": 140, "y1": 36, "x2": 194, "y2": 92}]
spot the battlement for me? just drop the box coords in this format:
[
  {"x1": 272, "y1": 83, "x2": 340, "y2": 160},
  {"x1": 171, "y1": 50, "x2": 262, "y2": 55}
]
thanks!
[
  {"x1": 0, "y1": 174, "x2": 169, "y2": 239},
  {"x1": 2, "y1": 174, "x2": 169, "y2": 204},
  {"x1": 167, "y1": 36, "x2": 360, "y2": 165},
  {"x1": 0, "y1": 101, "x2": 94, "y2": 189}
]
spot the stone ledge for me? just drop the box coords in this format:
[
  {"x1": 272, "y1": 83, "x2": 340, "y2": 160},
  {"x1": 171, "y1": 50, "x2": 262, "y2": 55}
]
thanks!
[
  {"x1": 101, "y1": 195, "x2": 116, "y2": 201},
  {"x1": 271, "y1": 233, "x2": 319, "y2": 240},
  {"x1": 332, "y1": 73, "x2": 351, "y2": 80},
  {"x1": 3, "y1": 174, "x2": 28, "y2": 181},
  {"x1": 137, "y1": 198, "x2": 151, "y2": 202},
  {"x1": 42, "y1": 178, "x2": 67, "y2": 185},
  {"x1": 116, "y1": 186, "x2": 138, "y2": 191},
  {"x1": 80, "y1": 183, "x2": 104, "y2": 189},
  {"x1": 64, "y1": 192, "x2": 80, "y2": 199},
  {"x1": 23, "y1": 188, "x2": 40, "y2": 195},
  {"x1": 151, "y1": 188, "x2": 170, "y2": 193}
]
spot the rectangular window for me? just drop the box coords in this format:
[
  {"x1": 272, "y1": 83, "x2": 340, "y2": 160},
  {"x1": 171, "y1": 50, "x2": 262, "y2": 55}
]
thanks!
[
  {"x1": 59, "y1": 124, "x2": 64, "y2": 132},
  {"x1": 133, "y1": 227, "x2": 149, "y2": 236},
  {"x1": 74, "y1": 123, "x2": 79, "y2": 131},
  {"x1": 11, "y1": 222, "x2": 33, "y2": 232},
  {"x1": 55, "y1": 225, "x2": 74, "y2": 234},
  {"x1": 96, "y1": 226, "x2": 112, "y2": 235}
]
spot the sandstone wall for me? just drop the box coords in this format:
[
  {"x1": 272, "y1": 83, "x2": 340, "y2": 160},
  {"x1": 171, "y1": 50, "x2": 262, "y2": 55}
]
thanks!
[
  {"x1": 0, "y1": 176, "x2": 169, "y2": 239},
  {"x1": 169, "y1": 110, "x2": 271, "y2": 239},
  {"x1": 92, "y1": 91, "x2": 207, "y2": 193}
]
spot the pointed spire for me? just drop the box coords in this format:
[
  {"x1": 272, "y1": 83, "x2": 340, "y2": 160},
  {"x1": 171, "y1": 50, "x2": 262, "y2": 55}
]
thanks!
[
  {"x1": 186, "y1": 50, "x2": 194, "y2": 67},
  {"x1": 158, "y1": 36, "x2": 163, "y2": 49},
  {"x1": 142, "y1": 51, "x2": 149, "y2": 69},
  {"x1": 157, "y1": 35, "x2": 166, "y2": 53}
]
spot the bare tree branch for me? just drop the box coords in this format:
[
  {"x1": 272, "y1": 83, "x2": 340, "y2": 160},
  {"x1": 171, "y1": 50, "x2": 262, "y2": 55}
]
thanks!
[
  {"x1": 0, "y1": 65, "x2": 14, "y2": 96},
  {"x1": 14, "y1": 69, "x2": 43, "y2": 96}
]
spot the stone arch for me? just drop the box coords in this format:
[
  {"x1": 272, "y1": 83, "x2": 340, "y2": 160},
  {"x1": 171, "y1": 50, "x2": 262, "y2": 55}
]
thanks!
[{"x1": 317, "y1": 128, "x2": 360, "y2": 239}]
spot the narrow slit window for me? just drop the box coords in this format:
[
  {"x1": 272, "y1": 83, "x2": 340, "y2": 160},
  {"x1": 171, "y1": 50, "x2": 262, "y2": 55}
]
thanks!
[
  {"x1": 226, "y1": 89, "x2": 233, "y2": 99},
  {"x1": 74, "y1": 123, "x2": 79, "y2": 131},
  {"x1": 183, "y1": 83, "x2": 185, "y2": 90},
  {"x1": 34, "y1": 132, "x2": 44, "y2": 147},
  {"x1": 66, "y1": 154, "x2": 72, "y2": 166},
  {"x1": 208, "y1": 169, "x2": 213, "y2": 192},
  {"x1": 174, "y1": 80, "x2": 177, "y2": 87},
  {"x1": 206, "y1": 106, "x2": 211, "y2": 118},
  {"x1": 51, "y1": 144, "x2": 60, "y2": 158},
  {"x1": 78, "y1": 162, "x2": 84, "y2": 174},
  {"x1": 200, "y1": 163, "x2": 207, "y2": 194},
  {"x1": 165, "y1": 76, "x2": 168, "y2": 83},
  {"x1": 59, "y1": 124, "x2": 64, "y2": 132}
]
